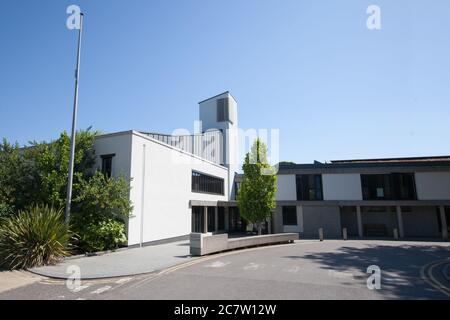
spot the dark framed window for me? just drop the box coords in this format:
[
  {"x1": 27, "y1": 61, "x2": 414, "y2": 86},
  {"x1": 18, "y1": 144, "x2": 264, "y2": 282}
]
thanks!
[
  {"x1": 192, "y1": 171, "x2": 224, "y2": 195},
  {"x1": 392, "y1": 173, "x2": 417, "y2": 200},
  {"x1": 217, "y1": 98, "x2": 232, "y2": 123},
  {"x1": 436, "y1": 206, "x2": 450, "y2": 233},
  {"x1": 101, "y1": 154, "x2": 115, "y2": 178},
  {"x1": 296, "y1": 174, "x2": 323, "y2": 201},
  {"x1": 361, "y1": 173, "x2": 416, "y2": 200},
  {"x1": 218, "y1": 207, "x2": 225, "y2": 230},
  {"x1": 191, "y1": 206, "x2": 204, "y2": 233},
  {"x1": 228, "y1": 207, "x2": 246, "y2": 232},
  {"x1": 282, "y1": 206, "x2": 297, "y2": 225},
  {"x1": 207, "y1": 207, "x2": 215, "y2": 232}
]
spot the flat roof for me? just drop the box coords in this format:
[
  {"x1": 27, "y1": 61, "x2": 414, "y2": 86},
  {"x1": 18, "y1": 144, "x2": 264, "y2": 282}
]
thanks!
[
  {"x1": 278, "y1": 156, "x2": 450, "y2": 172},
  {"x1": 330, "y1": 155, "x2": 450, "y2": 164}
]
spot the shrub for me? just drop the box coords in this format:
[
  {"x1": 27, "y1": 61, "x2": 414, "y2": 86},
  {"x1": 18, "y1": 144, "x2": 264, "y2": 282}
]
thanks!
[
  {"x1": 0, "y1": 205, "x2": 72, "y2": 269},
  {"x1": 70, "y1": 172, "x2": 132, "y2": 253},
  {"x1": 0, "y1": 203, "x2": 13, "y2": 218},
  {"x1": 72, "y1": 217, "x2": 126, "y2": 253}
]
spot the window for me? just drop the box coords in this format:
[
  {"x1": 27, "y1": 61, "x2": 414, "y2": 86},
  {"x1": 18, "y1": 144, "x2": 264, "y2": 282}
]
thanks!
[
  {"x1": 392, "y1": 173, "x2": 417, "y2": 200},
  {"x1": 282, "y1": 206, "x2": 297, "y2": 225},
  {"x1": 192, "y1": 171, "x2": 224, "y2": 195},
  {"x1": 207, "y1": 207, "x2": 215, "y2": 232},
  {"x1": 361, "y1": 173, "x2": 416, "y2": 200},
  {"x1": 217, "y1": 98, "x2": 232, "y2": 123},
  {"x1": 218, "y1": 207, "x2": 225, "y2": 230},
  {"x1": 101, "y1": 154, "x2": 115, "y2": 178},
  {"x1": 296, "y1": 174, "x2": 323, "y2": 200},
  {"x1": 191, "y1": 206, "x2": 204, "y2": 233}
]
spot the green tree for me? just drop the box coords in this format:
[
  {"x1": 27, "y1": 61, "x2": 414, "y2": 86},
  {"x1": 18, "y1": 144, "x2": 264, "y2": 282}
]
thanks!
[
  {"x1": 25, "y1": 129, "x2": 97, "y2": 208},
  {"x1": 0, "y1": 139, "x2": 35, "y2": 212},
  {"x1": 237, "y1": 139, "x2": 277, "y2": 235}
]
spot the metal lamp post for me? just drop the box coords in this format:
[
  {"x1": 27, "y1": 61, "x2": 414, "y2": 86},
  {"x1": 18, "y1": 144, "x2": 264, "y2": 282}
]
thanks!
[{"x1": 65, "y1": 12, "x2": 84, "y2": 223}]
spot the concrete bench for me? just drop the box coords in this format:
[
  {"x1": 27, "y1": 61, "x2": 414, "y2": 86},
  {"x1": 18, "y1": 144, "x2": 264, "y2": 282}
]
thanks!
[{"x1": 190, "y1": 233, "x2": 299, "y2": 256}]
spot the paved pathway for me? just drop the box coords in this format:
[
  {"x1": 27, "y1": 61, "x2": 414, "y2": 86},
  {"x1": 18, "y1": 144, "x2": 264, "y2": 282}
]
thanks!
[{"x1": 30, "y1": 240, "x2": 196, "y2": 279}]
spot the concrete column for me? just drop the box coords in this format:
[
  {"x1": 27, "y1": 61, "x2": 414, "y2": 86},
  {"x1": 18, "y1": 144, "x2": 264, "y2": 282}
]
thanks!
[
  {"x1": 356, "y1": 206, "x2": 363, "y2": 238},
  {"x1": 439, "y1": 206, "x2": 448, "y2": 240},
  {"x1": 203, "y1": 206, "x2": 208, "y2": 233},
  {"x1": 214, "y1": 207, "x2": 218, "y2": 232},
  {"x1": 396, "y1": 206, "x2": 404, "y2": 238}
]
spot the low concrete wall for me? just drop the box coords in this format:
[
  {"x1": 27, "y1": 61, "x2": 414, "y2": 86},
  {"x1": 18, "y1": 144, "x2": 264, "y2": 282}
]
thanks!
[{"x1": 190, "y1": 233, "x2": 299, "y2": 256}]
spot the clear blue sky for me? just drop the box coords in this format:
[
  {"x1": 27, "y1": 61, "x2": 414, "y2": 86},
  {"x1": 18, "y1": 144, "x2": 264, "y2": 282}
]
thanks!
[{"x1": 1, "y1": 0, "x2": 449, "y2": 164}]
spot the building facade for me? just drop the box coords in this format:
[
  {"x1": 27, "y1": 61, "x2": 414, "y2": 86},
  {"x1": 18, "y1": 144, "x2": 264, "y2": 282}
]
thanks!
[
  {"x1": 270, "y1": 158, "x2": 450, "y2": 240},
  {"x1": 93, "y1": 92, "x2": 450, "y2": 246}
]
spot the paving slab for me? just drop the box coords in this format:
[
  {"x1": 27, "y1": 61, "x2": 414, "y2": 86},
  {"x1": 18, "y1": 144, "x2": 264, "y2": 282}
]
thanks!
[
  {"x1": 0, "y1": 270, "x2": 43, "y2": 294},
  {"x1": 29, "y1": 240, "x2": 197, "y2": 279}
]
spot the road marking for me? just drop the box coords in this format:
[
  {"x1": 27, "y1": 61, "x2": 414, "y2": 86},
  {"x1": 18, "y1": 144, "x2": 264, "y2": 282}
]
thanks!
[
  {"x1": 243, "y1": 262, "x2": 264, "y2": 271},
  {"x1": 420, "y1": 259, "x2": 450, "y2": 298},
  {"x1": 91, "y1": 286, "x2": 112, "y2": 294},
  {"x1": 71, "y1": 285, "x2": 90, "y2": 293},
  {"x1": 204, "y1": 261, "x2": 230, "y2": 268}
]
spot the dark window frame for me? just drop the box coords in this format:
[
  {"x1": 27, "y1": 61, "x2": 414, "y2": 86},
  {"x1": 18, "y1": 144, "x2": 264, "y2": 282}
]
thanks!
[
  {"x1": 296, "y1": 174, "x2": 323, "y2": 201},
  {"x1": 101, "y1": 154, "x2": 115, "y2": 178},
  {"x1": 361, "y1": 173, "x2": 417, "y2": 200},
  {"x1": 217, "y1": 98, "x2": 233, "y2": 124},
  {"x1": 191, "y1": 170, "x2": 225, "y2": 195},
  {"x1": 282, "y1": 206, "x2": 297, "y2": 226}
]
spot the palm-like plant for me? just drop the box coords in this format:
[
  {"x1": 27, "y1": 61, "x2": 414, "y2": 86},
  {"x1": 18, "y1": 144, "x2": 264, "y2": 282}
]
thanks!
[{"x1": 0, "y1": 204, "x2": 72, "y2": 269}]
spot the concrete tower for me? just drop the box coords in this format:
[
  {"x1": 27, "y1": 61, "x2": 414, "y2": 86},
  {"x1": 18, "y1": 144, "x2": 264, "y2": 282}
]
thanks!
[{"x1": 199, "y1": 91, "x2": 239, "y2": 199}]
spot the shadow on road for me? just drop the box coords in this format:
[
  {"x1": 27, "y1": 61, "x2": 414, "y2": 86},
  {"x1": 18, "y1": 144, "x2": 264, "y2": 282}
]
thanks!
[{"x1": 283, "y1": 244, "x2": 449, "y2": 299}]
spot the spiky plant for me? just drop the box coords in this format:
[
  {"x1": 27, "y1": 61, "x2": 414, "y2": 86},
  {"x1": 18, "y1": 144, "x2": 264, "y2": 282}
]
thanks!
[{"x1": 0, "y1": 204, "x2": 72, "y2": 269}]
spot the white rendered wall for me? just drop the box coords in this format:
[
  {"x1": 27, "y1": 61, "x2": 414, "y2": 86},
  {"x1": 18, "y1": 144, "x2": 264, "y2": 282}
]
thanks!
[
  {"x1": 127, "y1": 132, "x2": 229, "y2": 246},
  {"x1": 276, "y1": 175, "x2": 297, "y2": 200},
  {"x1": 93, "y1": 132, "x2": 133, "y2": 180},
  {"x1": 322, "y1": 174, "x2": 363, "y2": 200},
  {"x1": 415, "y1": 172, "x2": 450, "y2": 200}
]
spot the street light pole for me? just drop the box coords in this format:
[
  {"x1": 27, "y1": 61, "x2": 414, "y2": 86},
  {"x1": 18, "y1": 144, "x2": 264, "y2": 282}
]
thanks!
[{"x1": 65, "y1": 12, "x2": 84, "y2": 224}]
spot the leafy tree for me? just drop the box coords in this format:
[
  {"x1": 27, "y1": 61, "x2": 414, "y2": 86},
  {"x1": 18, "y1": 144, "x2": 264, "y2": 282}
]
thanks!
[
  {"x1": 25, "y1": 129, "x2": 97, "y2": 208},
  {"x1": 0, "y1": 129, "x2": 98, "y2": 211},
  {"x1": 237, "y1": 139, "x2": 277, "y2": 235},
  {"x1": 0, "y1": 139, "x2": 35, "y2": 211}
]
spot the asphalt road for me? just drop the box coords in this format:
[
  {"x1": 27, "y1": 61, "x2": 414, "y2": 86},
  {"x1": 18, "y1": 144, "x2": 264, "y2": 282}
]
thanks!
[{"x1": 1, "y1": 240, "x2": 449, "y2": 300}]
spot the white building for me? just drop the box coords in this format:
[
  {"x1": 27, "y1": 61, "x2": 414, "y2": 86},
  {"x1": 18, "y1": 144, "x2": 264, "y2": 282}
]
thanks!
[{"x1": 94, "y1": 92, "x2": 450, "y2": 246}]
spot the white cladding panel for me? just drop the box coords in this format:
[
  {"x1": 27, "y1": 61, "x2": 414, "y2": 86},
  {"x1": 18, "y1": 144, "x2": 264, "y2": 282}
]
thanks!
[
  {"x1": 322, "y1": 174, "x2": 363, "y2": 200},
  {"x1": 415, "y1": 172, "x2": 450, "y2": 200},
  {"x1": 276, "y1": 175, "x2": 297, "y2": 200},
  {"x1": 127, "y1": 132, "x2": 228, "y2": 245}
]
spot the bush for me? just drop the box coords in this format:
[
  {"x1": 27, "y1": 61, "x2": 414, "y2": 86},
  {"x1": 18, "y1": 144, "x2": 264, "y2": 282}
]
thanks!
[
  {"x1": 0, "y1": 203, "x2": 13, "y2": 218},
  {"x1": 0, "y1": 205, "x2": 72, "y2": 269},
  {"x1": 70, "y1": 172, "x2": 132, "y2": 253},
  {"x1": 72, "y1": 217, "x2": 126, "y2": 253}
]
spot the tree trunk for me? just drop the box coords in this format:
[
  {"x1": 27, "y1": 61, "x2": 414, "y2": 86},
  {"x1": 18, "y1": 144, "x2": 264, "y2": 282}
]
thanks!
[{"x1": 258, "y1": 222, "x2": 262, "y2": 235}]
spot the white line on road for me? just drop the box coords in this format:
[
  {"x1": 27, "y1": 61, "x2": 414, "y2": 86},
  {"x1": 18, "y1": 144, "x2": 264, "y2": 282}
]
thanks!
[
  {"x1": 71, "y1": 285, "x2": 90, "y2": 293},
  {"x1": 204, "y1": 261, "x2": 230, "y2": 268},
  {"x1": 91, "y1": 286, "x2": 112, "y2": 294}
]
